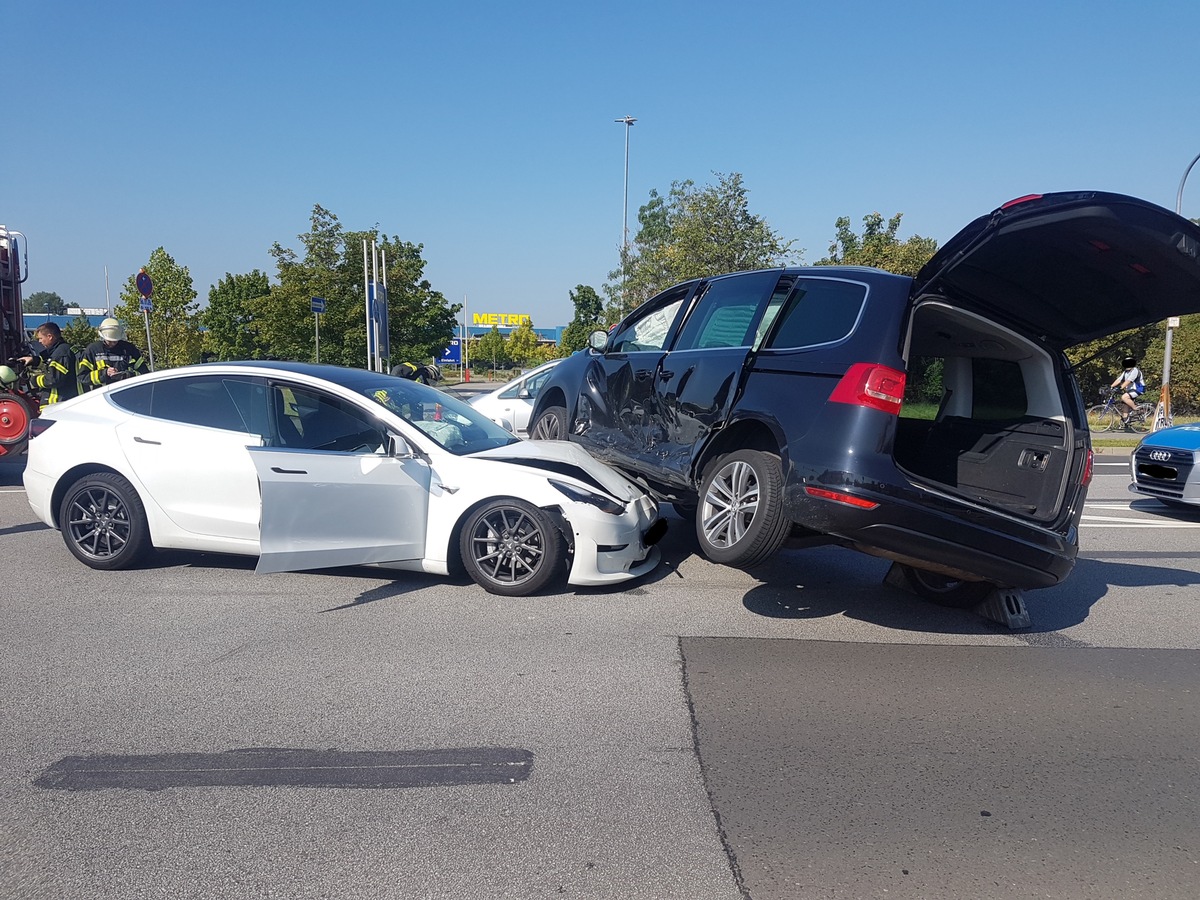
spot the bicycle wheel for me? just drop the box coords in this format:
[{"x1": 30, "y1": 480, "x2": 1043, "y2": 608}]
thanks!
[
  {"x1": 1086, "y1": 404, "x2": 1117, "y2": 433},
  {"x1": 1129, "y1": 403, "x2": 1154, "y2": 433}
]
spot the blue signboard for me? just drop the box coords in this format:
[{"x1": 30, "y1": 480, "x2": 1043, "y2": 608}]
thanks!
[
  {"x1": 136, "y1": 271, "x2": 153, "y2": 298},
  {"x1": 311, "y1": 296, "x2": 326, "y2": 314},
  {"x1": 439, "y1": 338, "x2": 461, "y2": 365},
  {"x1": 139, "y1": 297, "x2": 153, "y2": 312}
]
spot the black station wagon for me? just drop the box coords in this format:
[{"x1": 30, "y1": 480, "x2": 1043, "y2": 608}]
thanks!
[{"x1": 530, "y1": 192, "x2": 1200, "y2": 607}]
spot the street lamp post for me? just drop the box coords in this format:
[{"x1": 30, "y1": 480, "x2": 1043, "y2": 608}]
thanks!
[
  {"x1": 1176, "y1": 149, "x2": 1200, "y2": 215},
  {"x1": 615, "y1": 115, "x2": 636, "y2": 315}
]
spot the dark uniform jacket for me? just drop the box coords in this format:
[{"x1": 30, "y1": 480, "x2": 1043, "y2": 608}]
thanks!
[
  {"x1": 28, "y1": 337, "x2": 79, "y2": 404},
  {"x1": 78, "y1": 339, "x2": 149, "y2": 390}
]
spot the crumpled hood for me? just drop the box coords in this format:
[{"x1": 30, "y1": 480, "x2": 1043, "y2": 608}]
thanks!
[{"x1": 470, "y1": 440, "x2": 645, "y2": 500}]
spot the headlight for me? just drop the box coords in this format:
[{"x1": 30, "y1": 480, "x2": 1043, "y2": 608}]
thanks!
[{"x1": 548, "y1": 479, "x2": 627, "y2": 515}]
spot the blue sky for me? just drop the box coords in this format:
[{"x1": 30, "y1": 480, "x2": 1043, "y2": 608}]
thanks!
[{"x1": 9, "y1": 0, "x2": 1199, "y2": 328}]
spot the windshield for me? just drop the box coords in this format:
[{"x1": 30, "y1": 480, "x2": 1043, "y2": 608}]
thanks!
[{"x1": 360, "y1": 380, "x2": 520, "y2": 455}]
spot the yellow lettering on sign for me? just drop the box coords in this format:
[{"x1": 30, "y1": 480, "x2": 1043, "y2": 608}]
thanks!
[{"x1": 471, "y1": 313, "x2": 532, "y2": 326}]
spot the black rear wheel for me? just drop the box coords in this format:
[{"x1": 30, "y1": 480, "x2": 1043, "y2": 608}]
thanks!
[
  {"x1": 59, "y1": 472, "x2": 150, "y2": 570},
  {"x1": 900, "y1": 565, "x2": 993, "y2": 609},
  {"x1": 696, "y1": 449, "x2": 790, "y2": 568}
]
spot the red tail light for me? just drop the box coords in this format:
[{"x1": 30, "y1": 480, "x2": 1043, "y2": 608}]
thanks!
[
  {"x1": 1001, "y1": 194, "x2": 1043, "y2": 209},
  {"x1": 829, "y1": 363, "x2": 906, "y2": 416},
  {"x1": 804, "y1": 486, "x2": 880, "y2": 509},
  {"x1": 1081, "y1": 448, "x2": 1094, "y2": 487}
]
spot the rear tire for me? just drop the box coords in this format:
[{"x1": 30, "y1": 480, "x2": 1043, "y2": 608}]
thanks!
[
  {"x1": 901, "y1": 565, "x2": 993, "y2": 609},
  {"x1": 530, "y1": 405, "x2": 567, "y2": 441},
  {"x1": 1129, "y1": 403, "x2": 1154, "y2": 433},
  {"x1": 696, "y1": 449, "x2": 790, "y2": 568},
  {"x1": 59, "y1": 472, "x2": 150, "y2": 570}
]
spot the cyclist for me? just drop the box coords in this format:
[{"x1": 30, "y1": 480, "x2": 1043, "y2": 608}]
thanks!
[{"x1": 1110, "y1": 355, "x2": 1145, "y2": 429}]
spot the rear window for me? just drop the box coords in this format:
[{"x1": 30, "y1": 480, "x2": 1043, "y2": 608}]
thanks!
[{"x1": 764, "y1": 278, "x2": 867, "y2": 349}]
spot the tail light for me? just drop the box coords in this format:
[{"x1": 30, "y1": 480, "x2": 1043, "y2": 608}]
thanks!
[
  {"x1": 829, "y1": 363, "x2": 906, "y2": 416},
  {"x1": 1081, "y1": 448, "x2": 1094, "y2": 487}
]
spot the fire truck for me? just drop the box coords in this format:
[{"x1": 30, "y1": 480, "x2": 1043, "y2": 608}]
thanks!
[{"x1": 0, "y1": 223, "x2": 38, "y2": 457}]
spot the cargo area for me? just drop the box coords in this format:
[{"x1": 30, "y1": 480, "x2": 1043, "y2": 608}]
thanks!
[{"x1": 892, "y1": 300, "x2": 1074, "y2": 522}]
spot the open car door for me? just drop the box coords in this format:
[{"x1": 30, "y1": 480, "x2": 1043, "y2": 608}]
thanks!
[{"x1": 248, "y1": 446, "x2": 432, "y2": 574}]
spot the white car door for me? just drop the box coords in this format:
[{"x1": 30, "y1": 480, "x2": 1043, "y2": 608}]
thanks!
[
  {"x1": 112, "y1": 373, "x2": 268, "y2": 541},
  {"x1": 249, "y1": 447, "x2": 432, "y2": 574},
  {"x1": 116, "y1": 419, "x2": 263, "y2": 540}
]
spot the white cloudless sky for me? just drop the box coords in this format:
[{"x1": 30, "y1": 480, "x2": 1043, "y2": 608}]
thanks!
[{"x1": 8, "y1": 0, "x2": 1200, "y2": 327}]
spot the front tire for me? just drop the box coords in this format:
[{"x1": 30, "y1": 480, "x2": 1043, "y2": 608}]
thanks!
[
  {"x1": 900, "y1": 565, "x2": 993, "y2": 609},
  {"x1": 1086, "y1": 404, "x2": 1116, "y2": 433},
  {"x1": 459, "y1": 498, "x2": 563, "y2": 596},
  {"x1": 59, "y1": 472, "x2": 150, "y2": 570},
  {"x1": 696, "y1": 449, "x2": 790, "y2": 568},
  {"x1": 530, "y1": 405, "x2": 567, "y2": 441}
]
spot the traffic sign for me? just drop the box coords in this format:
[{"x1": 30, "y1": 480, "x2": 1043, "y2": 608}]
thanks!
[
  {"x1": 136, "y1": 270, "x2": 153, "y2": 298},
  {"x1": 311, "y1": 296, "x2": 326, "y2": 314},
  {"x1": 139, "y1": 297, "x2": 153, "y2": 312}
]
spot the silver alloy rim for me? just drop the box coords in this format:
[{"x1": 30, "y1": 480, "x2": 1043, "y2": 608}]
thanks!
[
  {"x1": 67, "y1": 485, "x2": 131, "y2": 560},
  {"x1": 531, "y1": 412, "x2": 562, "y2": 441},
  {"x1": 701, "y1": 459, "x2": 760, "y2": 548},
  {"x1": 469, "y1": 507, "x2": 546, "y2": 585}
]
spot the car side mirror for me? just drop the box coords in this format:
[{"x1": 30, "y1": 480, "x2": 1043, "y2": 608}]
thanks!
[
  {"x1": 388, "y1": 432, "x2": 415, "y2": 458},
  {"x1": 517, "y1": 387, "x2": 532, "y2": 399},
  {"x1": 588, "y1": 329, "x2": 609, "y2": 352}
]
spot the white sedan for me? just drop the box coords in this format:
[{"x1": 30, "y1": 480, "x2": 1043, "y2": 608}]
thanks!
[
  {"x1": 23, "y1": 361, "x2": 666, "y2": 596},
  {"x1": 467, "y1": 358, "x2": 562, "y2": 438}
]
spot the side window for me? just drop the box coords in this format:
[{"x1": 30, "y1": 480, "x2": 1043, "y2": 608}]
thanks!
[
  {"x1": 674, "y1": 271, "x2": 781, "y2": 352},
  {"x1": 764, "y1": 278, "x2": 868, "y2": 350},
  {"x1": 609, "y1": 284, "x2": 692, "y2": 353},
  {"x1": 269, "y1": 384, "x2": 385, "y2": 452},
  {"x1": 500, "y1": 366, "x2": 555, "y2": 400},
  {"x1": 109, "y1": 375, "x2": 265, "y2": 433}
]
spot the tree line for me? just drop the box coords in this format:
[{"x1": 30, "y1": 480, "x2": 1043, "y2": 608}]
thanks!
[{"x1": 23, "y1": 180, "x2": 1200, "y2": 409}]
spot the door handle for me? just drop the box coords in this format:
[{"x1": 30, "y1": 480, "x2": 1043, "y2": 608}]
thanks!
[
  {"x1": 658, "y1": 369, "x2": 674, "y2": 381},
  {"x1": 635, "y1": 369, "x2": 654, "y2": 381},
  {"x1": 132, "y1": 436, "x2": 162, "y2": 445},
  {"x1": 270, "y1": 467, "x2": 307, "y2": 475}
]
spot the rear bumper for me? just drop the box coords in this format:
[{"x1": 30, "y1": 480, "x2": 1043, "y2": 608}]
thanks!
[{"x1": 786, "y1": 481, "x2": 1079, "y2": 590}]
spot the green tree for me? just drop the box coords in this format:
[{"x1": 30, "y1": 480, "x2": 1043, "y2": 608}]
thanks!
[
  {"x1": 506, "y1": 319, "x2": 542, "y2": 367},
  {"x1": 606, "y1": 172, "x2": 798, "y2": 320},
  {"x1": 252, "y1": 205, "x2": 458, "y2": 367},
  {"x1": 473, "y1": 326, "x2": 510, "y2": 375},
  {"x1": 816, "y1": 211, "x2": 938, "y2": 276},
  {"x1": 558, "y1": 284, "x2": 604, "y2": 353},
  {"x1": 23, "y1": 291, "x2": 67, "y2": 315},
  {"x1": 61, "y1": 315, "x2": 98, "y2": 353},
  {"x1": 112, "y1": 248, "x2": 203, "y2": 369},
  {"x1": 202, "y1": 270, "x2": 271, "y2": 361}
]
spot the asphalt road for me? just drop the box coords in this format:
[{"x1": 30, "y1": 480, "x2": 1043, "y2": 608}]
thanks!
[{"x1": 1, "y1": 447, "x2": 1197, "y2": 899}]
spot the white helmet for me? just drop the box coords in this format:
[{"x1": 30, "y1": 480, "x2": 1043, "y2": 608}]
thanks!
[
  {"x1": 0, "y1": 365, "x2": 17, "y2": 386},
  {"x1": 98, "y1": 317, "x2": 126, "y2": 342}
]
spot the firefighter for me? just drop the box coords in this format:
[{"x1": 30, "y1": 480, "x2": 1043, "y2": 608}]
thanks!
[
  {"x1": 78, "y1": 318, "x2": 148, "y2": 391},
  {"x1": 18, "y1": 322, "x2": 79, "y2": 405}
]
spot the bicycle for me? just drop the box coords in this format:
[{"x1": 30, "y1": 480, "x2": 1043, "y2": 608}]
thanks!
[{"x1": 1086, "y1": 388, "x2": 1153, "y2": 433}]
